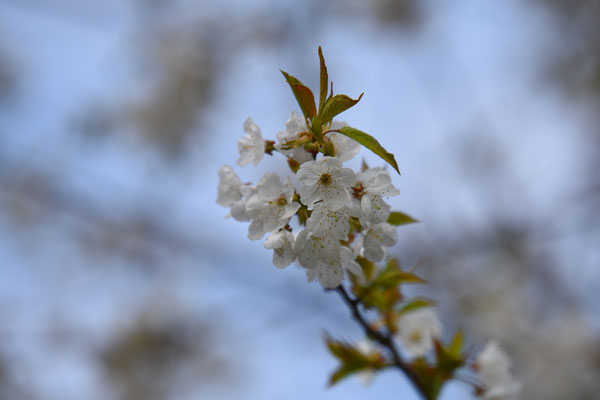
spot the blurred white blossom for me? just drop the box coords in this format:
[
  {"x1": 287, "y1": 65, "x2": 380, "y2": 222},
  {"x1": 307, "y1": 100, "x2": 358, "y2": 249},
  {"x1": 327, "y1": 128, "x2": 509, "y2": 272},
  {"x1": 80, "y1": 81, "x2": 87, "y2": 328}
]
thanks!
[
  {"x1": 476, "y1": 341, "x2": 521, "y2": 400},
  {"x1": 396, "y1": 308, "x2": 442, "y2": 358}
]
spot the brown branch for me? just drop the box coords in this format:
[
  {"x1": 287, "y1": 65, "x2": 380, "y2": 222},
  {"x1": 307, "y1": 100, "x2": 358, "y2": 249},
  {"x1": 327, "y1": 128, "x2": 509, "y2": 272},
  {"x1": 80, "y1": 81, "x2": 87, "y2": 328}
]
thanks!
[{"x1": 334, "y1": 285, "x2": 432, "y2": 400}]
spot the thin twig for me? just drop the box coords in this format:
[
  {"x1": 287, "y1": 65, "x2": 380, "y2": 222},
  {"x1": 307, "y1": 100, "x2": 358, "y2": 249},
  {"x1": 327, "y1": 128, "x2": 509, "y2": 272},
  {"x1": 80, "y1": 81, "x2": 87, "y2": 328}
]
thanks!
[{"x1": 334, "y1": 285, "x2": 431, "y2": 400}]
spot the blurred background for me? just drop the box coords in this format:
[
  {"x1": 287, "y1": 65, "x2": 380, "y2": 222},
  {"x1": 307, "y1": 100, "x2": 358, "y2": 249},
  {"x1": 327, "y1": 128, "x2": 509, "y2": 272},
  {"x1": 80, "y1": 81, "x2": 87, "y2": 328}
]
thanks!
[{"x1": 0, "y1": 0, "x2": 599, "y2": 399}]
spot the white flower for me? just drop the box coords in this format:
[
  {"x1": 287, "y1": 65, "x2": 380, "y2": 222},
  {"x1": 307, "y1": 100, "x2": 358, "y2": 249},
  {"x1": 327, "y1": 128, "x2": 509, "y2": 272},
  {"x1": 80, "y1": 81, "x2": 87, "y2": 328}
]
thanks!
[
  {"x1": 295, "y1": 229, "x2": 340, "y2": 271},
  {"x1": 297, "y1": 156, "x2": 356, "y2": 211},
  {"x1": 305, "y1": 202, "x2": 361, "y2": 240},
  {"x1": 296, "y1": 230, "x2": 360, "y2": 288},
  {"x1": 217, "y1": 165, "x2": 254, "y2": 221},
  {"x1": 476, "y1": 342, "x2": 521, "y2": 400},
  {"x1": 396, "y1": 308, "x2": 442, "y2": 358},
  {"x1": 245, "y1": 173, "x2": 300, "y2": 240},
  {"x1": 360, "y1": 195, "x2": 391, "y2": 225},
  {"x1": 264, "y1": 230, "x2": 296, "y2": 268},
  {"x1": 361, "y1": 222, "x2": 397, "y2": 262},
  {"x1": 237, "y1": 117, "x2": 265, "y2": 167},
  {"x1": 217, "y1": 165, "x2": 243, "y2": 206},
  {"x1": 325, "y1": 121, "x2": 360, "y2": 162},
  {"x1": 275, "y1": 111, "x2": 313, "y2": 164},
  {"x1": 356, "y1": 167, "x2": 400, "y2": 223}
]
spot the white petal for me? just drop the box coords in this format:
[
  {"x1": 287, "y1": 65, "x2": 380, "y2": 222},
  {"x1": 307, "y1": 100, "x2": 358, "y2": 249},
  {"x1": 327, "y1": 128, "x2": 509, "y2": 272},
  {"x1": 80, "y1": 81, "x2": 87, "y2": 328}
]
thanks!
[
  {"x1": 362, "y1": 195, "x2": 391, "y2": 224},
  {"x1": 230, "y1": 199, "x2": 250, "y2": 221},
  {"x1": 307, "y1": 204, "x2": 352, "y2": 240},
  {"x1": 299, "y1": 184, "x2": 319, "y2": 209},
  {"x1": 261, "y1": 213, "x2": 285, "y2": 233},
  {"x1": 283, "y1": 177, "x2": 296, "y2": 201},
  {"x1": 297, "y1": 161, "x2": 321, "y2": 185},
  {"x1": 319, "y1": 185, "x2": 350, "y2": 211},
  {"x1": 238, "y1": 117, "x2": 265, "y2": 167},
  {"x1": 264, "y1": 230, "x2": 286, "y2": 249},
  {"x1": 265, "y1": 230, "x2": 296, "y2": 269},
  {"x1": 336, "y1": 167, "x2": 358, "y2": 188},
  {"x1": 326, "y1": 131, "x2": 360, "y2": 162},
  {"x1": 243, "y1": 117, "x2": 262, "y2": 139},
  {"x1": 281, "y1": 202, "x2": 301, "y2": 220},
  {"x1": 291, "y1": 148, "x2": 314, "y2": 164},
  {"x1": 317, "y1": 264, "x2": 344, "y2": 289},
  {"x1": 319, "y1": 156, "x2": 343, "y2": 171},
  {"x1": 217, "y1": 165, "x2": 243, "y2": 206},
  {"x1": 245, "y1": 194, "x2": 266, "y2": 216},
  {"x1": 256, "y1": 173, "x2": 283, "y2": 199},
  {"x1": 248, "y1": 219, "x2": 266, "y2": 240}
]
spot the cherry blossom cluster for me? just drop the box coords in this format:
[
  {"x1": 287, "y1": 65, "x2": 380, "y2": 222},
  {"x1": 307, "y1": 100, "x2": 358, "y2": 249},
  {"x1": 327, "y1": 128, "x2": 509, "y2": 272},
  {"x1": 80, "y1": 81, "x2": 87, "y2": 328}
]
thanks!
[
  {"x1": 217, "y1": 113, "x2": 520, "y2": 399},
  {"x1": 216, "y1": 47, "x2": 520, "y2": 399},
  {"x1": 218, "y1": 111, "x2": 399, "y2": 289}
]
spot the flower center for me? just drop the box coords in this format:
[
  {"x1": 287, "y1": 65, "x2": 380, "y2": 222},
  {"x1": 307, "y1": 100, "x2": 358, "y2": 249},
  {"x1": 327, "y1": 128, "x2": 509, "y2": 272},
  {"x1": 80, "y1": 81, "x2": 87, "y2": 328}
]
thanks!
[
  {"x1": 318, "y1": 172, "x2": 333, "y2": 186},
  {"x1": 276, "y1": 196, "x2": 288, "y2": 206},
  {"x1": 409, "y1": 330, "x2": 423, "y2": 344}
]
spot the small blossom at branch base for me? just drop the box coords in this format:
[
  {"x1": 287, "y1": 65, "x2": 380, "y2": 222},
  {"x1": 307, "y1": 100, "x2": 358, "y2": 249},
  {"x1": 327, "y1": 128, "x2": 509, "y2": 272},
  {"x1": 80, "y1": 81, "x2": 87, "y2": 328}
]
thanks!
[
  {"x1": 396, "y1": 308, "x2": 442, "y2": 358},
  {"x1": 297, "y1": 156, "x2": 357, "y2": 211},
  {"x1": 237, "y1": 117, "x2": 265, "y2": 167},
  {"x1": 475, "y1": 341, "x2": 521, "y2": 400},
  {"x1": 264, "y1": 230, "x2": 296, "y2": 268},
  {"x1": 245, "y1": 173, "x2": 300, "y2": 240}
]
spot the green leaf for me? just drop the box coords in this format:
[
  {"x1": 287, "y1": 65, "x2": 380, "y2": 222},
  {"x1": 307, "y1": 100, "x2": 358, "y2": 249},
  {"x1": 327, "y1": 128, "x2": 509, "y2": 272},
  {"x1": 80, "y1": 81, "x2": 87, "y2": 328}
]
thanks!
[
  {"x1": 387, "y1": 211, "x2": 418, "y2": 226},
  {"x1": 436, "y1": 340, "x2": 465, "y2": 375},
  {"x1": 320, "y1": 94, "x2": 363, "y2": 125},
  {"x1": 398, "y1": 298, "x2": 435, "y2": 315},
  {"x1": 311, "y1": 115, "x2": 323, "y2": 143},
  {"x1": 355, "y1": 256, "x2": 377, "y2": 281},
  {"x1": 325, "y1": 337, "x2": 385, "y2": 386},
  {"x1": 338, "y1": 126, "x2": 400, "y2": 174},
  {"x1": 375, "y1": 258, "x2": 427, "y2": 287},
  {"x1": 448, "y1": 330, "x2": 464, "y2": 358},
  {"x1": 280, "y1": 70, "x2": 317, "y2": 120},
  {"x1": 379, "y1": 270, "x2": 427, "y2": 287},
  {"x1": 318, "y1": 46, "x2": 328, "y2": 114}
]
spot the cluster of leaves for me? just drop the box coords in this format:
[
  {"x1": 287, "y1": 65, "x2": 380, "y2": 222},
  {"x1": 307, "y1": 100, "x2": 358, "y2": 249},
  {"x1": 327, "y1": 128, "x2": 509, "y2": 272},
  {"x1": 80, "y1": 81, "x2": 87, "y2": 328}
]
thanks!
[
  {"x1": 327, "y1": 258, "x2": 467, "y2": 399},
  {"x1": 280, "y1": 47, "x2": 400, "y2": 174}
]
